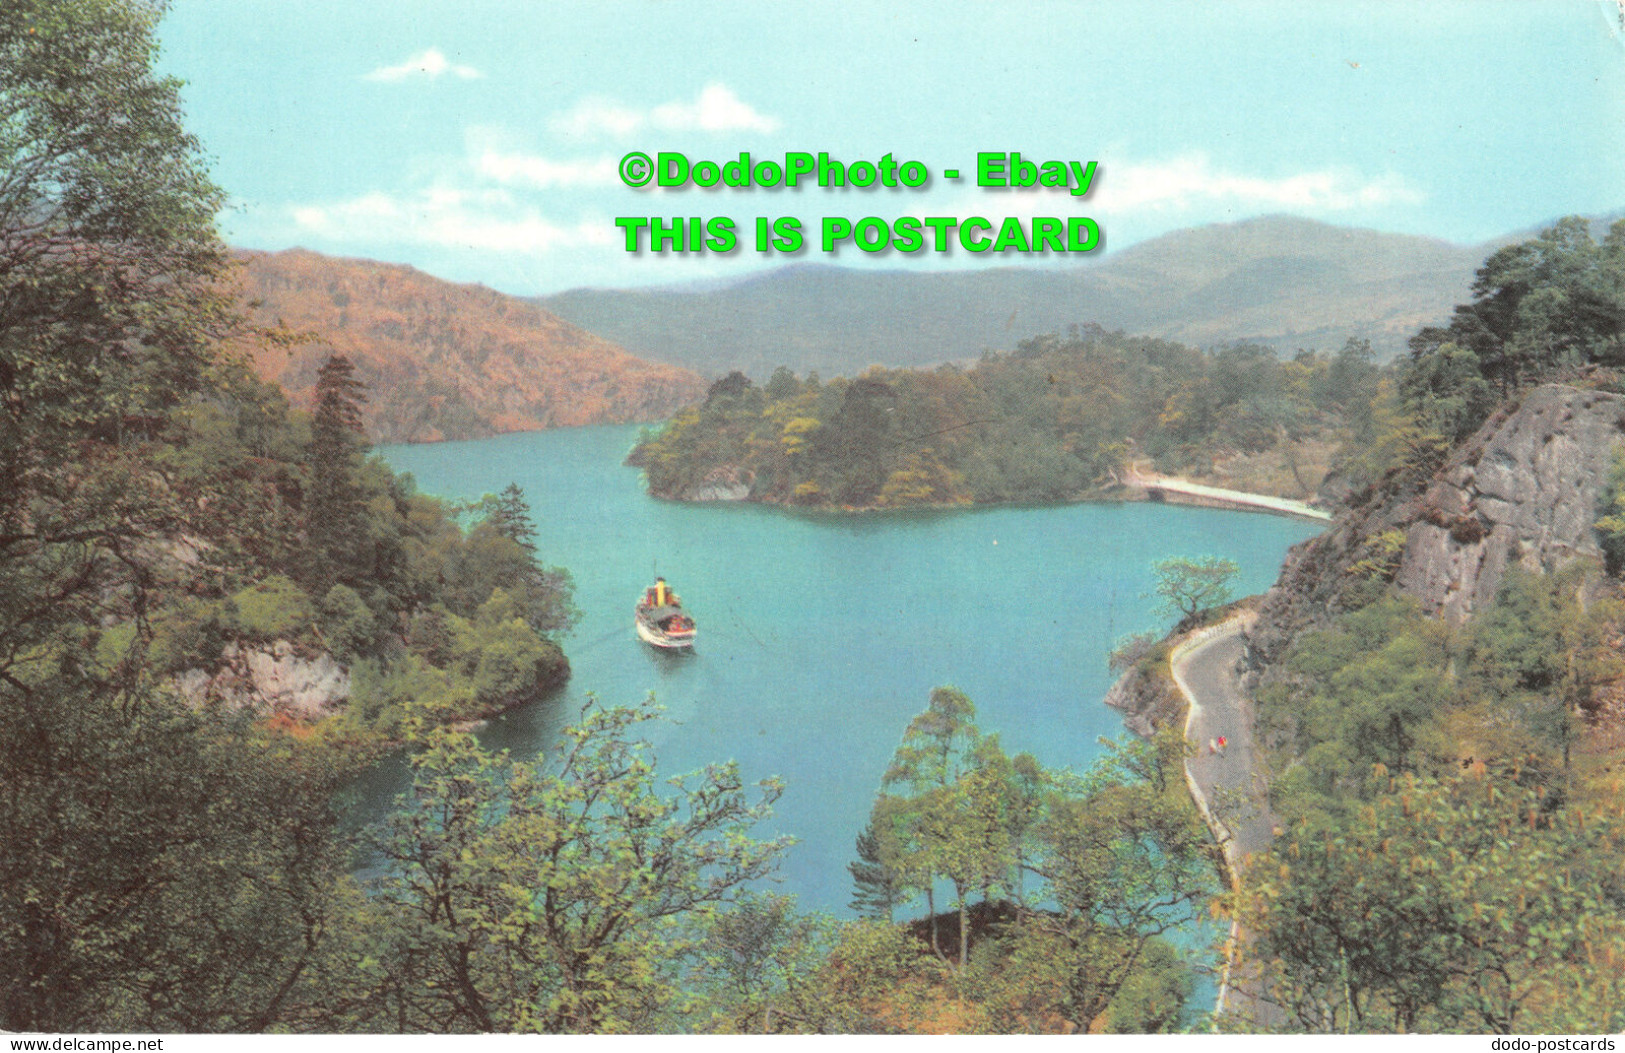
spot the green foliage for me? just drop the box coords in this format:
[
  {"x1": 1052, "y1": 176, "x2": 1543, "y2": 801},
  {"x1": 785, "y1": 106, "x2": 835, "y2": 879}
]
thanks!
[
  {"x1": 1331, "y1": 218, "x2": 1625, "y2": 497},
  {"x1": 336, "y1": 699, "x2": 790, "y2": 1033},
  {"x1": 405, "y1": 604, "x2": 457, "y2": 666},
  {"x1": 0, "y1": 1, "x2": 367, "y2": 1031},
  {"x1": 348, "y1": 652, "x2": 470, "y2": 738},
  {"x1": 769, "y1": 918, "x2": 953, "y2": 1033},
  {"x1": 0, "y1": 676, "x2": 353, "y2": 1031},
  {"x1": 483, "y1": 482, "x2": 538, "y2": 552},
  {"x1": 305, "y1": 353, "x2": 369, "y2": 588},
  {"x1": 1260, "y1": 598, "x2": 1453, "y2": 816},
  {"x1": 318, "y1": 583, "x2": 375, "y2": 659},
  {"x1": 1404, "y1": 216, "x2": 1625, "y2": 438},
  {"x1": 0, "y1": 1, "x2": 582, "y2": 1031},
  {"x1": 0, "y1": 0, "x2": 231, "y2": 458},
  {"x1": 1594, "y1": 450, "x2": 1625, "y2": 576},
  {"x1": 1332, "y1": 375, "x2": 1454, "y2": 495},
  {"x1": 232, "y1": 575, "x2": 316, "y2": 641},
  {"x1": 1263, "y1": 565, "x2": 1624, "y2": 817},
  {"x1": 851, "y1": 690, "x2": 1214, "y2": 1032},
  {"x1": 868, "y1": 687, "x2": 990, "y2": 963},
  {"x1": 451, "y1": 588, "x2": 568, "y2": 710},
  {"x1": 1458, "y1": 564, "x2": 1622, "y2": 787},
  {"x1": 441, "y1": 518, "x2": 579, "y2": 636},
  {"x1": 1247, "y1": 558, "x2": 1625, "y2": 1033},
  {"x1": 1342, "y1": 528, "x2": 1408, "y2": 607},
  {"x1": 146, "y1": 595, "x2": 234, "y2": 675},
  {"x1": 1243, "y1": 766, "x2": 1625, "y2": 1034},
  {"x1": 678, "y1": 893, "x2": 838, "y2": 1033},
  {"x1": 847, "y1": 821, "x2": 901, "y2": 920},
  {"x1": 1150, "y1": 555, "x2": 1239, "y2": 624},
  {"x1": 15, "y1": 0, "x2": 1625, "y2": 1036},
  {"x1": 630, "y1": 330, "x2": 1379, "y2": 509},
  {"x1": 1107, "y1": 631, "x2": 1159, "y2": 673}
]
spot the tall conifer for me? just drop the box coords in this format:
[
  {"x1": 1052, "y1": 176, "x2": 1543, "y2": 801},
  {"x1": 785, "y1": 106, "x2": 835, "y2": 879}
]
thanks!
[{"x1": 307, "y1": 353, "x2": 368, "y2": 585}]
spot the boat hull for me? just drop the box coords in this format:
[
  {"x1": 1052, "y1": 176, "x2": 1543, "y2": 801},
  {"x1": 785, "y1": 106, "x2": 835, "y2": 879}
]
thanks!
[{"x1": 636, "y1": 615, "x2": 695, "y2": 650}]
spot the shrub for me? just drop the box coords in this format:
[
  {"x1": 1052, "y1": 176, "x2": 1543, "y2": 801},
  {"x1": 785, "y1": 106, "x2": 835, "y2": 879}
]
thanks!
[{"x1": 231, "y1": 575, "x2": 315, "y2": 641}]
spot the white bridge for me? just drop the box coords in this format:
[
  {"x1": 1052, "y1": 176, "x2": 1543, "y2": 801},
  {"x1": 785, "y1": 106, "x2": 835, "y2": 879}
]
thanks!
[{"x1": 1126, "y1": 468, "x2": 1333, "y2": 522}]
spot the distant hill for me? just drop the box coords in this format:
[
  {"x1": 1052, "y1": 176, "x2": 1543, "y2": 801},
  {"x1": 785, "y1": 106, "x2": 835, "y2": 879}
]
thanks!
[
  {"x1": 235, "y1": 249, "x2": 706, "y2": 443},
  {"x1": 537, "y1": 216, "x2": 1509, "y2": 379}
]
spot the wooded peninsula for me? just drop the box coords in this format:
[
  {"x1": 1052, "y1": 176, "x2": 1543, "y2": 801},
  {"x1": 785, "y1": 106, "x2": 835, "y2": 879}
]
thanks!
[{"x1": 7, "y1": 0, "x2": 1625, "y2": 1036}]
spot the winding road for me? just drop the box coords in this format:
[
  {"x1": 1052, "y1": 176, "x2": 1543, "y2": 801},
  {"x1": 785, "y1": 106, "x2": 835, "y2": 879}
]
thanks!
[{"x1": 1170, "y1": 615, "x2": 1283, "y2": 1028}]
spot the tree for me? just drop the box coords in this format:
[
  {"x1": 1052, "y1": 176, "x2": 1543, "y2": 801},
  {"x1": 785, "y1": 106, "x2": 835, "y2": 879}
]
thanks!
[
  {"x1": 0, "y1": 688, "x2": 353, "y2": 1031},
  {"x1": 871, "y1": 686, "x2": 985, "y2": 962},
  {"x1": 705, "y1": 370, "x2": 755, "y2": 405},
  {"x1": 764, "y1": 366, "x2": 801, "y2": 401},
  {"x1": 848, "y1": 821, "x2": 901, "y2": 920},
  {"x1": 1150, "y1": 555, "x2": 1239, "y2": 624},
  {"x1": 848, "y1": 706, "x2": 1213, "y2": 1033},
  {"x1": 862, "y1": 686, "x2": 1210, "y2": 1018},
  {"x1": 0, "y1": 1, "x2": 363, "y2": 1032},
  {"x1": 1404, "y1": 217, "x2": 1625, "y2": 434},
  {"x1": 1241, "y1": 767, "x2": 1625, "y2": 1034},
  {"x1": 443, "y1": 516, "x2": 578, "y2": 638},
  {"x1": 682, "y1": 893, "x2": 836, "y2": 1033},
  {"x1": 0, "y1": 0, "x2": 236, "y2": 689},
  {"x1": 817, "y1": 375, "x2": 898, "y2": 505},
  {"x1": 1594, "y1": 451, "x2": 1625, "y2": 577},
  {"x1": 1461, "y1": 564, "x2": 1624, "y2": 792},
  {"x1": 487, "y1": 482, "x2": 538, "y2": 552},
  {"x1": 1017, "y1": 733, "x2": 1213, "y2": 1031},
  {"x1": 345, "y1": 699, "x2": 790, "y2": 1033},
  {"x1": 0, "y1": 0, "x2": 230, "y2": 460},
  {"x1": 306, "y1": 353, "x2": 368, "y2": 586}
]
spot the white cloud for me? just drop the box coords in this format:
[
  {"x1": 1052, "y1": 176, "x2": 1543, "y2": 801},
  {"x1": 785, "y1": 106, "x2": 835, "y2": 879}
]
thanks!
[
  {"x1": 364, "y1": 48, "x2": 483, "y2": 83},
  {"x1": 548, "y1": 83, "x2": 780, "y2": 141},
  {"x1": 547, "y1": 97, "x2": 647, "y2": 141},
  {"x1": 289, "y1": 188, "x2": 614, "y2": 256},
  {"x1": 1097, "y1": 154, "x2": 1422, "y2": 213},
  {"x1": 280, "y1": 125, "x2": 628, "y2": 259},
  {"x1": 473, "y1": 148, "x2": 618, "y2": 189},
  {"x1": 651, "y1": 84, "x2": 780, "y2": 134}
]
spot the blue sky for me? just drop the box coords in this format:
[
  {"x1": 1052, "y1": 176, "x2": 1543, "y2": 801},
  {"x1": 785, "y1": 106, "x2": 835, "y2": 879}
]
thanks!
[{"x1": 158, "y1": 1, "x2": 1625, "y2": 295}]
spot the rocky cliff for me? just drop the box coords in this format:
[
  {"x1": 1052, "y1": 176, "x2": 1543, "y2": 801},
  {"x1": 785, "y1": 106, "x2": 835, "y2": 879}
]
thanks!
[
  {"x1": 1102, "y1": 658, "x2": 1185, "y2": 738},
  {"x1": 1247, "y1": 383, "x2": 1625, "y2": 668},
  {"x1": 1105, "y1": 383, "x2": 1625, "y2": 732},
  {"x1": 176, "y1": 641, "x2": 349, "y2": 720}
]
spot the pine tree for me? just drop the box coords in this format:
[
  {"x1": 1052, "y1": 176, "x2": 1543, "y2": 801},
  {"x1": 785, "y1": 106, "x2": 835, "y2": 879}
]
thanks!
[
  {"x1": 490, "y1": 482, "x2": 537, "y2": 553},
  {"x1": 307, "y1": 353, "x2": 368, "y2": 586},
  {"x1": 847, "y1": 822, "x2": 899, "y2": 920}
]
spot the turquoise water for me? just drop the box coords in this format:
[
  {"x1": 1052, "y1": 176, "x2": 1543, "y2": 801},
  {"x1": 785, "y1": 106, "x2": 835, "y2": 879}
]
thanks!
[{"x1": 375, "y1": 425, "x2": 1321, "y2": 915}]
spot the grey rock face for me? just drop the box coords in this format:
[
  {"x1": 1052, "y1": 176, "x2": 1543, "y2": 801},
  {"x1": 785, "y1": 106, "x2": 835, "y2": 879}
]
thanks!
[
  {"x1": 1247, "y1": 384, "x2": 1625, "y2": 669},
  {"x1": 1395, "y1": 385, "x2": 1625, "y2": 621},
  {"x1": 177, "y1": 640, "x2": 350, "y2": 719},
  {"x1": 682, "y1": 464, "x2": 753, "y2": 501}
]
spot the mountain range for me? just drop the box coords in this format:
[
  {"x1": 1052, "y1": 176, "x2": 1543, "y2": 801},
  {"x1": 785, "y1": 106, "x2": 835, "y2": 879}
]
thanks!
[
  {"x1": 232, "y1": 213, "x2": 1619, "y2": 443},
  {"x1": 537, "y1": 215, "x2": 1516, "y2": 379}
]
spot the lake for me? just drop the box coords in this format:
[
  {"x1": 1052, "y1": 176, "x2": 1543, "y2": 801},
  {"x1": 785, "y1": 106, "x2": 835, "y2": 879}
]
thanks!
[{"x1": 374, "y1": 424, "x2": 1322, "y2": 915}]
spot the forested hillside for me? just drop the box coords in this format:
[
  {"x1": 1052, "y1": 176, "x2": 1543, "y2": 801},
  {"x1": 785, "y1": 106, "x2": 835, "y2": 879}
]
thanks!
[
  {"x1": 237, "y1": 248, "x2": 705, "y2": 443},
  {"x1": 0, "y1": 1, "x2": 1239, "y2": 1033},
  {"x1": 9, "y1": 0, "x2": 1625, "y2": 1036},
  {"x1": 0, "y1": 0, "x2": 581, "y2": 1028},
  {"x1": 1211, "y1": 218, "x2": 1625, "y2": 1032},
  {"x1": 629, "y1": 330, "x2": 1381, "y2": 508}
]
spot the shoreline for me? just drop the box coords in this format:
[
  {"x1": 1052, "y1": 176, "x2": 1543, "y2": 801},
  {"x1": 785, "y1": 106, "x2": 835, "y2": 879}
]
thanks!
[
  {"x1": 644, "y1": 480, "x2": 1334, "y2": 524},
  {"x1": 1124, "y1": 468, "x2": 1333, "y2": 522}
]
